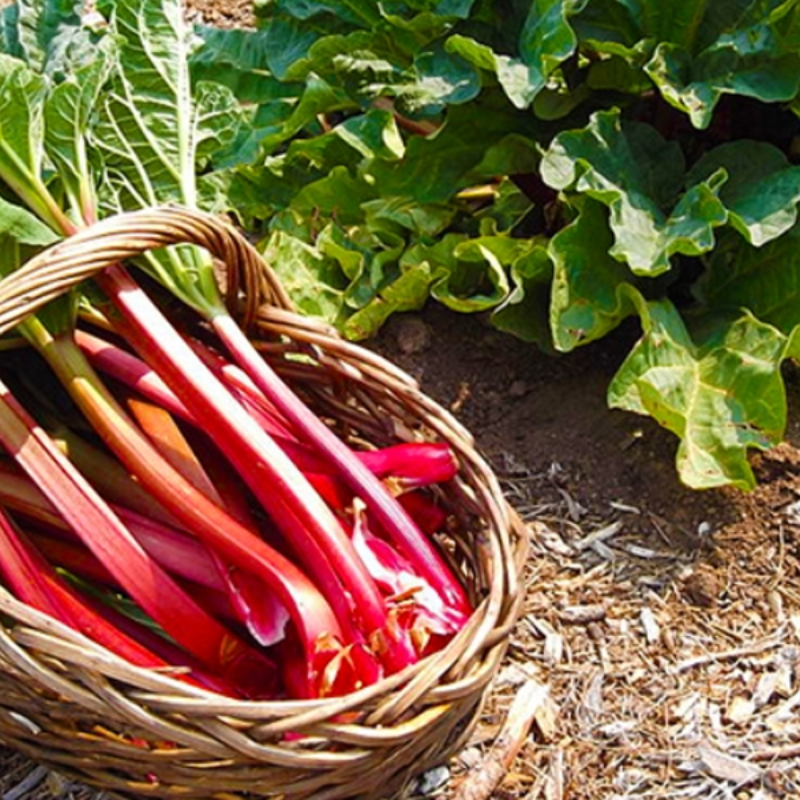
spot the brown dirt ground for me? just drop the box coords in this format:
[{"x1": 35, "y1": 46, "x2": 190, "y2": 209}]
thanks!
[
  {"x1": 373, "y1": 308, "x2": 800, "y2": 800},
  {"x1": 4, "y1": 2, "x2": 800, "y2": 799}
]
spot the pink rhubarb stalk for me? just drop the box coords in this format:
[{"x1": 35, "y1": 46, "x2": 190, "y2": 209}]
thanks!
[{"x1": 211, "y1": 313, "x2": 470, "y2": 616}]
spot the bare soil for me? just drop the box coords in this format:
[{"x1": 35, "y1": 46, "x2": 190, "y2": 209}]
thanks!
[{"x1": 373, "y1": 307, "x2": 800, "y2": 800}]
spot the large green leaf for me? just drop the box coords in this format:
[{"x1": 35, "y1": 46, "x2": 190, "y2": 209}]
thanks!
[
  {"x1": 548, "y1": 197, "x2": 636, "y2": 351},
  {"x1": 260, "y1": 229, "x2": 346, "y2": 321},
  {"x1": 541, "y1": 109, "x2": 728, "y2": 275},
  {"x1": 687, "y1": 140, "x2": 800, "y2": 247},
  {"x1": 289, "y1": 165, "x2": 376, "y2": 225},
  {"x1": 368, "y1": 97, "x2": 537, "y2": 203},
  {"x1": 445, "y1": 35, "x2": 538, "y2": 110},
  {"x1": 342, "y1": 256, "x2": 433, "y2": 340},
  {"x1": 643, "y1": 1, "x2": 800, "y2": 129},
  {"x1": 428, "y1": 235, "x2": 513, "y2": 312},
  {"x1": 697, "y1": 226, "x2": 800, "y2": 335},
  {"x1": 334, "y1": 108, "x2": 406, "y2": 161},
  {"x1": 44, "y1": 38, "x2": 116, "y2": 217},
  {"x1": 0, "y1": 54, "x2": 65, "y2": 228},
  {"x1": 89, "y1": 0, "x2": 243, "y2": 314},
  {"x1": 609, "y1": 297, "x2": 790, "y2": 489},
  {"x1": 96, "y1": 0, "x2": 241, "y2": 209},
  {"x1": 13, "y1": 0, "x2": 95, "y2": 77},
  {"x1": 190, "y1": 26, "x2": 306, "y2": 101},
  {"x1": 445, "y1": 0, "x2": 588, "y2": 109}
]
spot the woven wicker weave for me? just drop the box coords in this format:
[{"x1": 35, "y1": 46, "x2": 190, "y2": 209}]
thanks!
[{"x1": 0, "y1": 206, "x2": 528, "y2": 800}]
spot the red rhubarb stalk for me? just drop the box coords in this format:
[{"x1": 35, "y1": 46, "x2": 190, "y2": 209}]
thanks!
[
  {"x1": 0, "y1": 511, "x2": 242, "y2": 695},
  {"x1": 24, "y1": 318, "x2": 363, "y2": 694},
  {"x1": 93, "y1": 266, "x2": 416, "y2": 672},
  {"x1": 0, "y1": 381, "x2": 277, "y2": 697}
]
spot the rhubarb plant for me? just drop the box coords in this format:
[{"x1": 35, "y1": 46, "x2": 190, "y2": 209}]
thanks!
[{"x1": 181, "y1": 0, "x2": 800, "y2": 490}]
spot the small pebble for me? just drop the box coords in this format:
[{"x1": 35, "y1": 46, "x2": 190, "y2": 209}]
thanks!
[
  {"x1": 412, "y1": 765, "x2": 450, "y2": 796},
  {"x1": 394, "y1": 316, "x2": 431, "y2": 355},
  {"x1": 508, "y1": 380, "x2": 528, "y2": 398}
]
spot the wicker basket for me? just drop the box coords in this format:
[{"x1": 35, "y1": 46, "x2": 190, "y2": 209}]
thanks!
[{"x1": 0, "y1": 206, "x2": 528, "y2": 800}]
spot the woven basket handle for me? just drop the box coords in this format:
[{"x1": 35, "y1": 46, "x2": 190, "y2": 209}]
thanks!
[{"x1": 0, "y1": 205, "x2": 292, "y2": 337}]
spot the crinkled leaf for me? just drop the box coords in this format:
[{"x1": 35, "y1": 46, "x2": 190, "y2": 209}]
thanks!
[
  {"x1": 445, "y1": 35, "x2": 537, "y2": 110},
  {"x1": 13, "y1": 0, "x2": 96, "y2": 77},
  {"x1": 44, "y1": 37, "x2": 116, "y2": 216},
  {"x1": 318, "y1": 223, "x2": 407, "y2": 311},
  {"x1": 518, "y1": 0, "x2": 589, "y2": 95},
  {"x1": 343, "y1": 261, "x2": 433, "y2": 340},
  {"x1": 228, "y1": 134, "x2": 359, "y2": 224},
  {"x1": 609, "y1": 297, "x2": 789, "y2": 489},
  {"x1": 260, "y1": 230, "x2": 346, "y2": 321},
  {"x1": 369, "y1": 98, "x2": 536, "y2": 203},
  {"x1": 541, "y1": 109, "x2": 728, "y2": 274},
  {"x1": 687, "y1": 141, "x2": 800, "y2": 246},
  {"x1": 385, "y1": 43, "x2": 481, "y2": 114},
  {"x1": 697, "y1": 226, "x2": 800, "y2": 335},
  {"x1": 643, "y1": 2, "x2": 800, "y2": 129},
  {"x1": 362, "y1": 196, "x2": 455, "y2": 238},
  {"x1": 449, "y1": 0, "x2": 594, "y2": 110},
  {"x1": 257, "y1": 72, "x2": 355, "y2": 155},
  {"x1": 289, "y1": 165, "x2": 376, "y2": 225},
  {"x1": 474, "y1": 178, "x2": 535, "y2": 234},
  {"x1": 548, "y1": 198, "x2": 636, "y2": 351},
  {"x1": 428, "y1": 235, "x2": 511, "y2": 313}
]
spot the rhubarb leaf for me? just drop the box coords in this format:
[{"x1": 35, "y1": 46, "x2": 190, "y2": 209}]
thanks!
[
  {"x1": 0, "y1": 196, "x2": 59, "y2": 254},
  {"x1": 697, "y1": 226, "x2": 800, "y2": 336},
  {"x1": 0, "y1": 56, "x2": 48, "y2": 206},
  {"x1": 686, "y1": 141, "x2": 800, "y2": 247},
  {"x1": 548, "y1": 197, "x2": 636, "y2": 351},
  {"x1": 608, "y1": 298, "x2": 789, "y2": 489},
  {"x1": 541, "y1": 109, "x2": 728, "y2": 275},
  {"x1": 44, "y1": 40, "x2": 116, "y2": 219},
  {"x1": 447, "y1": 0, "x2": 589, "y2": 109},
  {"x1": 259, "y1": 230, "x2": 345, "y2": 321},
  {"x1": 642, "y1": 1, "x2": 800, "y2": 129},
  {"x1": 96, "y1": 0, "x2": 241, "y2": 211},
  {"x1": 368, "y1": 99, "x2": 536, "y2": 204},
  {"x1": 13, "y1": 0, "x2": 95, "y2": 77},
  {"x1": 92, "y1": 0, "x2": 242, "y2": 312},
  {"x1": 490, "y1": 243, "x2": 553, "y2": 346}
]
